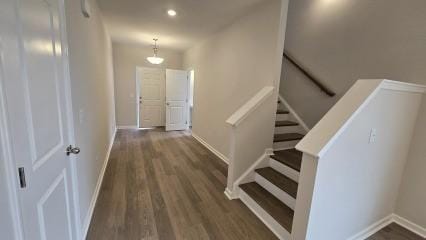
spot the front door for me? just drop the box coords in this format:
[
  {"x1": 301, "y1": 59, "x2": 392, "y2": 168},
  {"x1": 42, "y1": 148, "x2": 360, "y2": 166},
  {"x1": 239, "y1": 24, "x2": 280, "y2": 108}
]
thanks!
[
  {"x1": 139, "y1": 67, "x2": 165, "y2": 128},
  {"x1": 166, "y1": 69, "x2": 189, "y2": 131},
  {"x1": 0, "y1": 0, "x2": 77, "y2": 239}
]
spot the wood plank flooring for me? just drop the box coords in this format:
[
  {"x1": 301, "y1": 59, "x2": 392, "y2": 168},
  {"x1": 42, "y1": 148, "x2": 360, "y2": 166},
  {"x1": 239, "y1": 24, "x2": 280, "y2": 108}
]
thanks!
[
  {"x1": 86, "y1": 129, "x2": 424, "y2": 240},
  {"x1": 368, "y1": 223, "x2": 425, "y2": 240},
  {"x1": 86, "y1": 129, "x2": 278, "y2": 240}
]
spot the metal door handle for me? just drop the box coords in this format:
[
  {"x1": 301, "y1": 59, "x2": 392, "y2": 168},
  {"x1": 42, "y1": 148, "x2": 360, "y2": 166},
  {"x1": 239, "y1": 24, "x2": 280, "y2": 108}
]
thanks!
[
  {"x1": 166, "y1": 102, "x2": 170, "y2": 106},
  {"x1": 66, "y1": 145, "x2": 80, "y2": 156}
]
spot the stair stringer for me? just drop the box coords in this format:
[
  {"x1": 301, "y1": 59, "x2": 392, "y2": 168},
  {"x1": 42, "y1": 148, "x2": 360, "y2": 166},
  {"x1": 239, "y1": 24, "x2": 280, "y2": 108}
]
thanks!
[
  {"x1": 224, "y1": 148, "x2": 273, "y2": 200},
  {"x1": 277, "y1": 94, "x2": 310, "y2": 133}
]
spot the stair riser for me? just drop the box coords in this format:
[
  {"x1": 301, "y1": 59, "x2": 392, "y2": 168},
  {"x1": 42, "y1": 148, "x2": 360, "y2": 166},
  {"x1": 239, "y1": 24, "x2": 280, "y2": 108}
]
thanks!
[
  {"x1": 276, "y1": 113, "x2": 290, "y2": 121},
  {"x1": 274, "y1": 125, "x2": 304, "y2": 135},
  {"x1": 255, "y1": 173, "x2": 296, "y2": 210},
  {"x1": 239, "y1": 189, "x2": 292, "y2": 239},
  {"x1": 269, "y1": 158, "x2": 300, "y2": 183},
  {"x1": 273, "y1": 140, "x2": 300, "y2": 150}
]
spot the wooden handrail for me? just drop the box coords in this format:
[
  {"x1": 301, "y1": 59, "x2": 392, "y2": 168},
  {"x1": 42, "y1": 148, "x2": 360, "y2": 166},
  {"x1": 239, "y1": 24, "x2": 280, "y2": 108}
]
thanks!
[{"x1": 283, "y1": 51, "x2": 336, "y2": 97}]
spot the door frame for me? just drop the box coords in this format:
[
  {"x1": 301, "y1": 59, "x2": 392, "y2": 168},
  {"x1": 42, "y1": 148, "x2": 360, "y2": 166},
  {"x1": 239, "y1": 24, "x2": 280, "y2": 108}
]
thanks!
[
  {"x1": 136, "y1": 66, "x2": 142, "y2": 128},
  {"x1": 0, "y1": 0, "x2": 82, "y2": 238},
  {"x1": 186, "y1": 68, "x2": 195, "y2": 127}
]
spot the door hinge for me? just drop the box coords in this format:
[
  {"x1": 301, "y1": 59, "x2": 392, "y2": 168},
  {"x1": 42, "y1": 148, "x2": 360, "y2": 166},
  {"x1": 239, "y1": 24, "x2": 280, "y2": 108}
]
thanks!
[{"x1": 18, "y1": 167, "x2": 26, "y2": 188}]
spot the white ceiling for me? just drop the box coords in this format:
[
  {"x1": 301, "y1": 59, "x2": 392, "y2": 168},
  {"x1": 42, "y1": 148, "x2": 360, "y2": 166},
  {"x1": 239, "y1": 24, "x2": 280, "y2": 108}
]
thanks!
[{"x1": 96, "y1": 0, "x2": 266, "y2": 51}]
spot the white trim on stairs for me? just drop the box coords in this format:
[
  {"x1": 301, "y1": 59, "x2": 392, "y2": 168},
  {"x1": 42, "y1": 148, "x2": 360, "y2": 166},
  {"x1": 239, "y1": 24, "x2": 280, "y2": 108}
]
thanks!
[
  {"x1": 240, "y1": 188, "x2": 291, "y2": 240},
  {"x1": 81, "y1": 128, "x2": 117, "y2": 240},
  {"x1": 191, "y1": 132, "x2": 229, "y2": 164},
  {"x1": 269, "y1": 157, "x2": 300, "y2": 183},
  {"x1": 224, "y1": 149, "x2": 272, "y2": 199},
  {"x1": 254, "y1": 173, "x2": 296, "y2": 210},
  {"x1": 278, "y1": 94, "x2": 310, "y2": 133}
]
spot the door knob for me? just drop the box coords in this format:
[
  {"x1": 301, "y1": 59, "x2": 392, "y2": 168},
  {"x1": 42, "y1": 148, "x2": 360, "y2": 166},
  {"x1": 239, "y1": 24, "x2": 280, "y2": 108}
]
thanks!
[
  {"x1": 66, "y1": 145, "x2": 81, "y2": 156},
  {"x1": 166, "y1": 102, "x2": 170, "y2": 106}
]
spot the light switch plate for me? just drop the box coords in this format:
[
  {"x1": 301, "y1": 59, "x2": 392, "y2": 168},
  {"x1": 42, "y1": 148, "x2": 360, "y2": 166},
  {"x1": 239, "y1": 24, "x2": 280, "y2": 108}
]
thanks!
[{"x1": 369, "y1": 128, "x2": 377, "y2": 143}]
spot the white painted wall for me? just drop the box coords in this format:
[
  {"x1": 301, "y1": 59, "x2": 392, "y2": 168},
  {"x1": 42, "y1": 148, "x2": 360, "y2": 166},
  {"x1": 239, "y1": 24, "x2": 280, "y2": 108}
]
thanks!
[
  {"x1": 183, "y1": 0, "x2": 285, "y2": 158},
  {"x1": 112, "y1": 42, "x2": 183, "y2": 127},
  {"x1": 396, "y1": 96, "x2": 426, "y2": 228},
  {"x1": 280, "y1": 0, "x2": 426, "y2": 128},
  {"x1": 65, "y1": 0, "x2": 116, "y2": 231},
  {"x1": 0, "y1": 146, "x2": 15, "y2": 240},
  {"x1": 294, "y1": 82, "x2": 424, "y2": 239}
]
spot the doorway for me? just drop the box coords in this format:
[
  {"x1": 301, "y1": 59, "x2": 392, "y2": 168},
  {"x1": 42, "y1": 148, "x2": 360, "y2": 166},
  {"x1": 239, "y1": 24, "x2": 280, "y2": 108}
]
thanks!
[
  {"x1": 136, "y1": 67, "x2": 166, "y2": 128},
  {"x1": 136, "y1": 67, "x2": 193, "y2": 131}
]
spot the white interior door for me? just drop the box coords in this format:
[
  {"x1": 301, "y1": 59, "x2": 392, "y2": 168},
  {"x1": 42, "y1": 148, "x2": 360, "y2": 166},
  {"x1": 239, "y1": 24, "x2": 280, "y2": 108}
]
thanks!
[
  {"x1": 0, "y1": 0, "x2": 77, "y2": 239},
  {"x1": 166, "y1": 69, "x2": 188, "y2": 131},
  {"x1": 139, "y1": 67, "x2": 165, "y2": 128}
]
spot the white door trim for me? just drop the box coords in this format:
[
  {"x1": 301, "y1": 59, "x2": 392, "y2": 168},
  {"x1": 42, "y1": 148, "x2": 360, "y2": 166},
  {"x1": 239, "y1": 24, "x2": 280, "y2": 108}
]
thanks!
[
  {"x1": 59, "y1": 0, "x2": 83, "y2": 235},
  {"x1": 136, "y1": 66, "x2": 141, "y2": 128},
  {"x1": 0, "y1": 0, "x2": 82, "y2": 238},
  {"x1": 0, "y1": 49, "x2": 25, "y2": 240}
]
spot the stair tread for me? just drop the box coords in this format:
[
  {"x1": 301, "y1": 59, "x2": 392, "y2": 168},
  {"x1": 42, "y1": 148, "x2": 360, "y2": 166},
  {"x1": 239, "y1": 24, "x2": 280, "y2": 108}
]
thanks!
[
  {"x1": 276, "y1": 109, "x2": 289, "y2": 114},
  {"x1": 273, "y1": 133, "x2": 304, "y2": 142},
  {"x1": 240, "y1": 182, "x2": 294, "y2": 233},
  {"x1": 255, "y1": 167, "x2": 298, "y2": 198},
  {"x1": 271, "y1": 149, "x2": 302, "y2": 172},
  {"x1": 275, "y1": 120, "x2": 298, "y2": 127}
]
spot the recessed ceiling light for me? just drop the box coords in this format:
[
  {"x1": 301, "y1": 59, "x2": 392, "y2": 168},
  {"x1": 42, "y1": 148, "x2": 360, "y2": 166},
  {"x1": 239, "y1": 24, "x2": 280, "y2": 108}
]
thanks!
[{"x1": 167, "y1": 9, "x2": 177, "y2": 17}]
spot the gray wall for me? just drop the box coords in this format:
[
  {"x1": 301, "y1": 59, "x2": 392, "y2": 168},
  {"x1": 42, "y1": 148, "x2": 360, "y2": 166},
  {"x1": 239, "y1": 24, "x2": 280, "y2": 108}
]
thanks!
[
  {"x1": 112, "y1": 42, "x2": 183, "y2": 127},
  {"x1": 183, "y1": 0, "x2": 284, "y2": 158},
  {"x1": 280, "y1": 0, "x2": 426, "y2": 229},
  {"x1": 65, "y1": 0, "x2": 116, "y2": 228},
  {"x1": 280, "y1": 0, "x2": 426, "y2": 127}
]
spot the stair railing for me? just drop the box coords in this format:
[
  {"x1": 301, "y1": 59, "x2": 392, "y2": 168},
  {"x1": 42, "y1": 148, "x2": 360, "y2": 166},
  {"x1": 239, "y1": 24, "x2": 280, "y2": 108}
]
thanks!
[
  {"x1": 225, "y1": 86, "x2": 276, "y2": 199},
  {"x1": 283, "y1": 51, "x2": 336, "y2": 97}
]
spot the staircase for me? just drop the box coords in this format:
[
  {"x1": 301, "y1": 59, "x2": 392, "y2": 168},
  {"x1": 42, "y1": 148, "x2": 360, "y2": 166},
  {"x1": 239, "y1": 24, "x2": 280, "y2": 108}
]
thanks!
[{"x1": 238, "y1": 99, "x2": 308, "y2": 239}]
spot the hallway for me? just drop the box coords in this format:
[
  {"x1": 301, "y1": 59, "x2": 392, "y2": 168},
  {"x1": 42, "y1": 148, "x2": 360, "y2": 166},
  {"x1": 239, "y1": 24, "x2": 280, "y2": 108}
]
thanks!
[{"x1": 86, "y1": 129, "x2": 277, "y2": 240}]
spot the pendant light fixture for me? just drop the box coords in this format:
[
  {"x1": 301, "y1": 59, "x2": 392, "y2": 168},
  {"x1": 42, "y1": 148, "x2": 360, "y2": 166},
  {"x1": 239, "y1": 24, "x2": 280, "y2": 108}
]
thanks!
[{"x1": 147, "y1": 38, "x2": 164, "y2": 65}]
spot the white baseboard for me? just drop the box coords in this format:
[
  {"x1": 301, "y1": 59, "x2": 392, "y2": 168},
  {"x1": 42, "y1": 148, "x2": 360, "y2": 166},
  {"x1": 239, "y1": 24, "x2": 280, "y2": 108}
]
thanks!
[
  {"x1": 191, "y1": 132, "x2": 229, "y2": 164},
  {"x1": 117, "y1": 125, "x2": 138, "y2": 129},
  {"x1": 81, "y1": 128, "x2": 117, "y2": 240},
  {"x1": 347, "y1": 214, "x2": 426, "y2": 240},
  {"x1": 347, "y1": 214, "x2": 393, "y2": 240},
  {"x1": 224, "y1": 187, "x2": 239, "y2": 200},
  {"x1": 392, "y1": 214, "x2": 426, "y2": 238}
]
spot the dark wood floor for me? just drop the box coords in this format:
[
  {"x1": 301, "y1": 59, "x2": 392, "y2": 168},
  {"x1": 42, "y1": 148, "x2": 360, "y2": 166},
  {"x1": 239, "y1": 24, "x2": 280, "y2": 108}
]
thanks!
[
  {"x1": 368, "y1": 223, "x2": 425, "y2": 240},
  {"x1": 86, "y1": 129, "x2": 277, "y2": 240},
  {"x1": 87, "y1": 129, "x2": 424, "y2": 240}
]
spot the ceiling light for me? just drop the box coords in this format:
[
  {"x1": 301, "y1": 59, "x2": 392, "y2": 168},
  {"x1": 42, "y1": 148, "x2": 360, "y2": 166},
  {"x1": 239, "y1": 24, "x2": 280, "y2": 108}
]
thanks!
[
  {"x1": 147, "y1": 38, "x2": 164, "y2": 65},
  {"x1": 167, "y1": 9, "x2": 177, "y2": 16}
]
